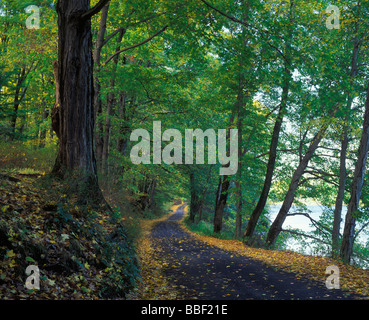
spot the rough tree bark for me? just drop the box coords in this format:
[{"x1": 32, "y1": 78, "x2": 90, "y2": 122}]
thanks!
[{"x1": 52, "y1": 0, "x2": 109, "y2": 203}]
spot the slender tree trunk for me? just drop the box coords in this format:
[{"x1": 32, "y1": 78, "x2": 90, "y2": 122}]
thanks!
[
  {"x1": 197, "y1": 165, "x2": 213, "y2": 223},
  {"x1": 101, "y1": 29, "x2": 125, "y2": 174},
  {"x1": 94, "y1": 3, "x2": 110, "y2": 164},
  {"x1": 333, "y1": 33, "x2": 359, "y2": 259},
  {"x1": 116, "y1": 91, "x2": 128, "y2": 155},
  {"x1": 244, "y1": 0, "x2": 293, "y2": 242},
  {"x1": 148, "y1": 179, "x2": 157, "y2": 209},
  {"x1": 234, "y1": 171, "x2": 242, "y2": 238},
  {"x1": 10, "y1": 67, "x2": 27, "y2": 141},
  {"x1": 51, "y1": 60, "x2": 61, "y2": 139},
  {"x1": 38, "y1": 103, "x2": 49, "y2": 148},
  {"x1": 213, "y1": 53, "x2": 245, "y2": 233},
  {"x1": 340, "y1": 83, "x2": 369, "y2": 264},
  {"x1": 266, "y1": 106, "x2": 338, "y2": 246},
  {"x1": 213, "y1": 175, "x2": 230, "y2": 233},
  {"x1": 189, "y1": 172, "x2": 201, "y2": 223},
  {"x1": 235, "y1": 114, "x2": 243, "y2": 238},
  {"x1": 212, "y1": 113, "x2": 238, "y2": 233},
  {"x1": 197, "y1": 195, "x2": 205, "y2": 223},
  {"x1": 101, "y1": 89, "x2": 114, "y2": 174},
  {"x1": 243, "y1": 75, "x2": 290, "y2": 241},
  {"x1": 332, "y1": 124, "x2": 348, "y2": 257},
  {"x1": 212, "y1": 122, "x2": 233, "y2": 233},
  {"x1": 212, "y1": 0, "x2": 249, "y2": 234}
]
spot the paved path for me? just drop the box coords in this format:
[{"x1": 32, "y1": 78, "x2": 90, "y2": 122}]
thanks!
[{"x1": 150, "y1": 205, "x2": 358, "y2": 300}]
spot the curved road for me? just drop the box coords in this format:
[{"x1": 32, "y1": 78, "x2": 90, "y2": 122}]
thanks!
[{"x1": 150, "y1": 205, "x2": 358, "y2": 300}]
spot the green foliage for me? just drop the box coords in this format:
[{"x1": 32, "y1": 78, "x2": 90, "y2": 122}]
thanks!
[
  {"x1": 0, "y1": 140, "x2": 56, "y2": 172},
  {"x1": 1, "y1": 0, "x2": 369, "y2": 290}
]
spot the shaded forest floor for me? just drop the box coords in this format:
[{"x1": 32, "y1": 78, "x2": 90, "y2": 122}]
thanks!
[
  {"x1": 0, "y1": 170, "x2": 139, "y2": 299},
  {"x1": 133, "y1": 205, "x2": 369, "y2": 300}
]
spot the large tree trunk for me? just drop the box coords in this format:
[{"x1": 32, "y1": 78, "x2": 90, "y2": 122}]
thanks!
[
  {"x1": 52, "y1": 0, "x2": 108, "y2": 203},
  {"x1": 340, "y1": 83, "x2": 369, "y2": 264}
]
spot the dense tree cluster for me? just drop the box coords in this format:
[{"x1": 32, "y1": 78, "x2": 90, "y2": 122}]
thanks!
[{"x1": 1, "y1": 0, "x2": 369, "y2": 267}]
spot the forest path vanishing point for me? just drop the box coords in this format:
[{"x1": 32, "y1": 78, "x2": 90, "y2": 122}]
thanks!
[{"x1": 149, "y1": 205, "x2": 359, "y2": 300}]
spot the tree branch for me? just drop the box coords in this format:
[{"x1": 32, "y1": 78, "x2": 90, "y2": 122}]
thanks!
[
  {"x1": 102, "y1": 27, "x2": 126, "y2": 48},
  {"x1": 299, "y1": 171, "x2": 339, "y2": 188},
  {"x1": 254, "y1": 148, "x2": 299, "y2": 159},
  {"x1": 102, "y1": 12, "x2": 167, "y2": 48},
  {"x1": 281, "y1": 229, "x2": 331, "y2": 245},
  {"x1": 304, "y1": 168, "x2": 339, "y2": 178},
  {"x1": 200, "y1": 0, "x2": 290, "y2": 65},
  {"x1": 81, "y1": 0, "x2": 110, "y2": 21},
  {"x1": 317, "y1": 146, "x2": 341, "y2": 152},
  {"x1": 286, "y1": 212, "x2": 332, "y2": 235},
  {"x1": 354, "y1": 220, "x2": 369, "y2": 242},
  {"x1": 104, "y1": 25, "x2": 169, "y2": 65},
  {"x1": 200, "y1": 0, "x2": 245, "y2": 24}
]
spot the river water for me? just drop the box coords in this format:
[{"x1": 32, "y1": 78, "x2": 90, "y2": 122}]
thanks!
[
  {"x1": 268, "y1": 204, "x2": 368, "y2": 254},
  {"x1": 268, "y1": 204, "x2": 341, "y2": 233}
]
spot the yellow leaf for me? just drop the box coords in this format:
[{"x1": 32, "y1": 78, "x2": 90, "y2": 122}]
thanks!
[
  {"x1": 6, "y1": 250, "x2": 15, "y2": 258},
  {"x1": 9, "y1": 259, "x2": 16, "y2": 267},
  {"x1": 84, "y1": 262, "x2": 90, "y2": 270}
]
